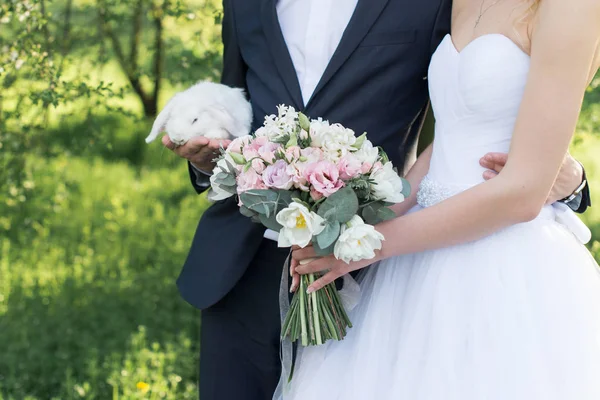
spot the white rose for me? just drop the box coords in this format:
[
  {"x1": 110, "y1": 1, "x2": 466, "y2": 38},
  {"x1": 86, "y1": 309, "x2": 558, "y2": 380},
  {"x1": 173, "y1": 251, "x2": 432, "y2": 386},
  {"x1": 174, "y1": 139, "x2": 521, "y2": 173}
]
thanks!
[
  {"x1": 276, "y1": 202, "x2": 326, "y2": 248},
  {"x1": 208, "y1": 155, "x2": 237, "y2": 201},
  {"x1": 370, "y1": 162, "x2": 405, "y2": 203},
  {"x1": 334, "y1": 216, "x2": 385, "y2": 264},
  {"x1": 353, "y1": 139, "x2": 380, "y2": 166},
  {"x1": 310, "y1": 121, "x2": 356, "y2": 161}
]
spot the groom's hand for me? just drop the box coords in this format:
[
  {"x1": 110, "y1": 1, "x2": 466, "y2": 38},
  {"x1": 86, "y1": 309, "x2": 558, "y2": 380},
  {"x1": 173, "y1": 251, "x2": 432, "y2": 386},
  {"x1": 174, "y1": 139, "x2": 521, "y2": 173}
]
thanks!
[
  {"x1": 162, "y1": 135, "x2": 232, "y2": 172},
  {"x1": 480, "y1": 152, "x2": 584, "y2": 204}
]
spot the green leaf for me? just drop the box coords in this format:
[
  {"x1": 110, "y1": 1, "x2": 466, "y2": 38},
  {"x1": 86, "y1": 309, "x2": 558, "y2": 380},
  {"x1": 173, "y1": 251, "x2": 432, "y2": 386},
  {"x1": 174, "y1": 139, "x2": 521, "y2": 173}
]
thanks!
[
  {"x1": 401, "y1": 178, "x2": 411, "y2": 198},
  {"x1": 239, "y1": 205, "x2": 257, "y2": 218},
  {"x1": 298, "y1": 113, "x2": 311, "y2": 132},
  {"x1": 361, "y1": 202, "x2": 396, "y2": 225},
  {"x1": 239, "y1": 189, "x2": 279, "y2": 217},
  {"x1": 377, "y1": 147, "x2": 389, "y2": 164},
  {"x1": 275, "y1": 190, "x2": 297, "y2": 213},
  {"x1": 286, "y1": 132, "x2": 298, "y2": 148},
  {"x1": 352, "y1": 132, "x2": 367, "y2": 149},
  {"x1": 214, "y1": 173, "x2": 236, "y2": 187},
  {"x1": 313, "y1": 240, "x2": 336, "y2": 257},
  {"x1": 316, "y1": 222, "x2": 341, "y2": 250},
  {"x1": 317, "y1": 187, "x2": 359, "y2": 224},
  {"x1": 225, "y1": 159, "x2": 238, "y2": 175},
  {"x1": 259, "y1": 213, "x2": 283, "y2": 232}
]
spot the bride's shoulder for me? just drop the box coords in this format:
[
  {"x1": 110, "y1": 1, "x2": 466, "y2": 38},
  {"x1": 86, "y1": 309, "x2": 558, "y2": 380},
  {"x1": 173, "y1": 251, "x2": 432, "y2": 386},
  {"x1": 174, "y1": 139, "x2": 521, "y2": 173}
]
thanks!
[{"x1": 535, "y1": 0, "x2": 600, "y2": 28}]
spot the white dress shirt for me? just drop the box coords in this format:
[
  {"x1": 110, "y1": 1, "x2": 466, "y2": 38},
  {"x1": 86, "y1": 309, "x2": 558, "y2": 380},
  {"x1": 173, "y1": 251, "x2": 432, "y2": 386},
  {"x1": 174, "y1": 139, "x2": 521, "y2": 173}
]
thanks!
[
  {"x1": 195, "y1": 0, "x2": 359, "y2": 241},
  {"x1": 276, "y1": 0, "x2": 359, "y2": 105}
]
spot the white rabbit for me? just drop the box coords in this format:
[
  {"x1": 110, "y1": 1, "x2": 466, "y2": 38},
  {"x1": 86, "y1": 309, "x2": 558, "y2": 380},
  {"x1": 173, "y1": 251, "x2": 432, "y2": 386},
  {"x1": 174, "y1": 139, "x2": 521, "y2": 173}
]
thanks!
[{"x1": 145, "y1": 81, "x2": 253, "y2": 145}]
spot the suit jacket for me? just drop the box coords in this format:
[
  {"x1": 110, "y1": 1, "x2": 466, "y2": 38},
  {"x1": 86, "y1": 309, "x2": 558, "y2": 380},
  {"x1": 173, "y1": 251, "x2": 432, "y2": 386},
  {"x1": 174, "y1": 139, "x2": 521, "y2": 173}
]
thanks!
[{"x1": 177, "y1": 0, "x2": 590, "y2": 310}]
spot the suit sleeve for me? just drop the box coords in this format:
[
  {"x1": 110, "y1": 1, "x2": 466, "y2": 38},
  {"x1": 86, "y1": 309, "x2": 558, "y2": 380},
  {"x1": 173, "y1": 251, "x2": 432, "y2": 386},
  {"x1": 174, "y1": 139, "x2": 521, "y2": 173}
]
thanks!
[
  {"x1": 188, "y1": 0, "x2": 249, "y2": 195},
  {"x1": 571, "y1": 167, "x2": 592, "y2": 214}
]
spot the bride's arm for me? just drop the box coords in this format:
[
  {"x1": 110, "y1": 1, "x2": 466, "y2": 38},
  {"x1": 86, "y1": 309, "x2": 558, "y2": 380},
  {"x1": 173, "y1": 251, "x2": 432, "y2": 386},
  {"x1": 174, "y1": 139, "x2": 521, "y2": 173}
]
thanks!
[
  {"x1": 390, "y1": 144, "x2": 434, "y2": 216},
  {"x1": 297, "y1": 0, "x2": 600, "y2": 292}
]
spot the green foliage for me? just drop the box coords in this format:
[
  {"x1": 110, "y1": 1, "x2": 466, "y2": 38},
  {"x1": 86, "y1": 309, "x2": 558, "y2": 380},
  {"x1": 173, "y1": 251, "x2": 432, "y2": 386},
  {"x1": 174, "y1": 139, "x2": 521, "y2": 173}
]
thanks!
[{"x1": 0, "y1": 152, "x2": 209, "y2": 399}]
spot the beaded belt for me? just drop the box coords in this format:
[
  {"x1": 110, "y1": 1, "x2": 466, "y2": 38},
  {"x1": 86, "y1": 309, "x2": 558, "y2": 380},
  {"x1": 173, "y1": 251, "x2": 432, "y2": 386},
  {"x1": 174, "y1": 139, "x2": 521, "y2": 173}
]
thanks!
[{"x1": 416, "y1": 176, "x2": 463, "y2": 208}]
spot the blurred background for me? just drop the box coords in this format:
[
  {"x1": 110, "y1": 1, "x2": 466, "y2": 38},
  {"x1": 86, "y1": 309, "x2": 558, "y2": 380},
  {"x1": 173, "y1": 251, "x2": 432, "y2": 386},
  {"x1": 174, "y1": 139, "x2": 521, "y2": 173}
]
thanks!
[{"x1": 0, "y1": 1, "x2": 598, "y2": 399}]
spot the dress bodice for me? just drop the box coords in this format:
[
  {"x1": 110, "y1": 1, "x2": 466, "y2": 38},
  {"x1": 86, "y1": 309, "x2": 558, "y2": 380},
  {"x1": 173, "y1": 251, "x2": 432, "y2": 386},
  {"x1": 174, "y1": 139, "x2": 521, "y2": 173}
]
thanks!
[{"x1": 426, "y1": 34, "x2": 531, "y2": 188}]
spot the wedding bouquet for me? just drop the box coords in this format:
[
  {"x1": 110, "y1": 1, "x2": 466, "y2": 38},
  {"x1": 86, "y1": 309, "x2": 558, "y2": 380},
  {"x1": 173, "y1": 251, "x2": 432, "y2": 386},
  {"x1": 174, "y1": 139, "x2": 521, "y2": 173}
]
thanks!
[{"x1": 209, "y1": 105, "x2": 409, "y2": 346}]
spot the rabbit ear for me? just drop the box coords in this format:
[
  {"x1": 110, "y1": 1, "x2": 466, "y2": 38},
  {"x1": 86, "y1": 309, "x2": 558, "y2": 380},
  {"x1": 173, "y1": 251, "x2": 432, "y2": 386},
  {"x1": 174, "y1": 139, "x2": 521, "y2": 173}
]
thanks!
[
  {"x1": 206, "y1": 105, "x2": 239, "y2": 138},
  {"x1": 145, "y1": 94, "x2": 180, "y2": 143}
]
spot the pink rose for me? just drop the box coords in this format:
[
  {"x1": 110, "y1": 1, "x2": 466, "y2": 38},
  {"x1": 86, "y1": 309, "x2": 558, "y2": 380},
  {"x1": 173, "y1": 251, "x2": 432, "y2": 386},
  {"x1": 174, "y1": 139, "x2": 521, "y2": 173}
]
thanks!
[
  {"x1": 300, "y1": 147, "x2": 325, "y2": 163},
  {"x1": 258, "y1": 142, "x2": 282, "y2": 164},
  {"x1": 372, "y1": 161, "x2": 384, "y2": 172},
  {"x1": 228, "y1": 135, "x2": 253, "y2": 154},
  {"x1": 284, "y1": 146, "x2": 301, "y2": 163},
  {"x1": 310, "y1": 187, "x2": 324, "y2": 201},
  {"x1": 242, "y1": 136, "x2": 269, "y2": 160},
  {"x1": 337, "y1": 153, "x2": 362, "y2": 180},
  {"x1": 251, "y1": 158, "x2": 266, "y2": 174},
  {"x1": 360, "y1": 162, "x2": 373, "y2": 174},
  {"x1": 263, "y1": 160, "x2": 294, "y2": 190},
  {"x1": 237, "y1": 169, "x2": 266, "y2": 194},
  {"x1": 303, "y1": 161, "x2": 344, "y2": 197}
]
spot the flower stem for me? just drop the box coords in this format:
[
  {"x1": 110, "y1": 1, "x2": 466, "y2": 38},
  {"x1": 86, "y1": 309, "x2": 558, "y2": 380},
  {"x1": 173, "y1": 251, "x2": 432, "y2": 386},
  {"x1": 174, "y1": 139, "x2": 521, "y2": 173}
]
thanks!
[
  {"x1": 308, "y1": 274, "x2": 323, "y2": 345},
  {"x1": 299, "y1": 276, "x2": 308, "y2": 346}
]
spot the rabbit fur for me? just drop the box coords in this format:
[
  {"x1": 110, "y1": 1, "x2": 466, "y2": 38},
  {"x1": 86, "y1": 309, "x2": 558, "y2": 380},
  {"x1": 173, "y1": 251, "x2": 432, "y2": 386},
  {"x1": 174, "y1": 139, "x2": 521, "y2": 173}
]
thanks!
[{"x1": 145, "y1": 81, "x2": 252, "y2": 145}]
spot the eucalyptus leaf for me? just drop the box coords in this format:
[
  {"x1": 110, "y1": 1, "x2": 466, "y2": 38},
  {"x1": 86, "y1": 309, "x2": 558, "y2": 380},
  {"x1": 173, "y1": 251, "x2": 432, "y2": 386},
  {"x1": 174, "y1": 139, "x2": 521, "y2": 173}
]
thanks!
[
  {"x1": 317, "y1": 222, "x2": 341, "y2": 250},
  {"x1": 317, "y1": 187, "x2": 359, "y2": 224},
  {"x1": 401, "y1": 178, "x2": 412, "y2": 198},
  {"x1": 313, "y1": 239, "x2": 336, "y2": 257},
  {"x1": 214, "y1": 173, "x2": 236, "y2": 187},
  {"x1": 259, "y1": 213, "x2": 283, "y2": 232},
  {"x1": 239, "y1": 189, "x2": 279, "y2": 217},
  {"x1": 240, "y1": 205, "x2": 257, "y2": 218},
  {"x1": 362, "y1": 202, "x2": 396, "y2": 225}
]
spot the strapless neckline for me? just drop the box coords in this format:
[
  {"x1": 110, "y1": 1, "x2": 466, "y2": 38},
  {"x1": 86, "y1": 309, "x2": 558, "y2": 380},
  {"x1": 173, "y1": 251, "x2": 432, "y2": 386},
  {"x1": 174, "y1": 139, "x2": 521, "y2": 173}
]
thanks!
[{"x1": 444, "y1": 33, "x2": 530, "y2": 58}]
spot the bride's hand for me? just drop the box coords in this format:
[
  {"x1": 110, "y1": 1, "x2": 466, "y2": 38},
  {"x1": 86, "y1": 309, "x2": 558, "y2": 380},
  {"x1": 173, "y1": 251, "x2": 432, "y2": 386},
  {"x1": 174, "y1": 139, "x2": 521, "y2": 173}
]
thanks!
[
  {"x1": 292, "y1": 248, "x2": 372, "y2": 294},
  {"x1": 480, "y1": 152, "x2": 584, "y2": 204}
]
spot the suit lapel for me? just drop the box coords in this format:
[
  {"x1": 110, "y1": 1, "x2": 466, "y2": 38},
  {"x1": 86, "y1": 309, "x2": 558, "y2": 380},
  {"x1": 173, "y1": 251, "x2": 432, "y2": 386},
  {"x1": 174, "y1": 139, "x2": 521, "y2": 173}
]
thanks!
[
  {"x1": 261, "y1": 0, "x2": 304, "y2": 110},
  {"x1": 306, "y1": 0, "x2": 391, "y2": 109}
]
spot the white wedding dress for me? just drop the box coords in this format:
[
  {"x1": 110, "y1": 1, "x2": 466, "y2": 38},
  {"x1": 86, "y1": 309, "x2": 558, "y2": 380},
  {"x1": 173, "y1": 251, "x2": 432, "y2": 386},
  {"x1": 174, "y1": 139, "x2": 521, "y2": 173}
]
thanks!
[{"x1": 280, "y1": 34, "x2": 600, "y2": 400}]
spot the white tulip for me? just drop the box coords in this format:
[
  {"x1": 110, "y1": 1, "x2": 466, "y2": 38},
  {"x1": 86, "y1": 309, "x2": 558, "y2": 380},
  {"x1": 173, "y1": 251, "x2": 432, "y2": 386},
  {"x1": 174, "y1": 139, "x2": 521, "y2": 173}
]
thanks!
[
  {"x1": 334, "y1": 216, "x2": 385, "y2": 264},
  {"x1": 276, "y1": 202, "x2": 325, "y2": 248},
  {"x1": 370, "y1": 162, "x2": 405, "y2": 203}
]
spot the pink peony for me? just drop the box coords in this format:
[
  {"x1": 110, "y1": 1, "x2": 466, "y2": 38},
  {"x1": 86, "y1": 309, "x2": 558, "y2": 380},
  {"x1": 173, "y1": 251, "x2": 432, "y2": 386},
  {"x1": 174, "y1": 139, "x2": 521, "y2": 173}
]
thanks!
[
  {"x1": 303, "y1": 161, "x2": 345, "y2": 197},
  {"x1": 263, "y1": 160, "x2": 294, "y2": 190},
  {"x1": 337, "y1": 153, "x2": 362, "y2": 180},
  {"x1": 237, "y1": 169, "x2": 266, "y2": 194}
]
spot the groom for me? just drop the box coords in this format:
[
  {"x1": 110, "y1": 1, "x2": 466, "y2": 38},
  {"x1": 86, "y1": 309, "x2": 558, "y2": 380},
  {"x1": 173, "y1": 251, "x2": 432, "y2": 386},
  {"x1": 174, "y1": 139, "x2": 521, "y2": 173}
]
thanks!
[{"x1": 163, "y1": 0, "x2": 591, "y2": 399}]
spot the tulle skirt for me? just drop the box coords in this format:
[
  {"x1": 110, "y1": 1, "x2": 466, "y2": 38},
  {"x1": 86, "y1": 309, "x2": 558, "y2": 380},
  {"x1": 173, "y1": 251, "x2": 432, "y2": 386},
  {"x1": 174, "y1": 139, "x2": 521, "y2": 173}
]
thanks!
[{"x1": 281, "y1": 207, "x2": 600, "y2": 400}]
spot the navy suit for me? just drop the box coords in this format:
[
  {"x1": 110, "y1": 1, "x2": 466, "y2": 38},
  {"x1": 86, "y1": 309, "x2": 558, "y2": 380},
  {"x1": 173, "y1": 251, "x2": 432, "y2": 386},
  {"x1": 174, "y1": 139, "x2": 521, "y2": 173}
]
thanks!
[{"x1": 176, "y1": 0, "x2": 589, "y2": 399}]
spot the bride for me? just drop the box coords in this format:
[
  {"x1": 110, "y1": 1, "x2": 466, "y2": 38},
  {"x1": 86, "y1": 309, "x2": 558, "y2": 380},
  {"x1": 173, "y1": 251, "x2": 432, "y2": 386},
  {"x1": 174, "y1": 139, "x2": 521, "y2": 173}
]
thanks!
[{"x1": 281, "y1": 0, "x2": 600, "y2": 398}]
